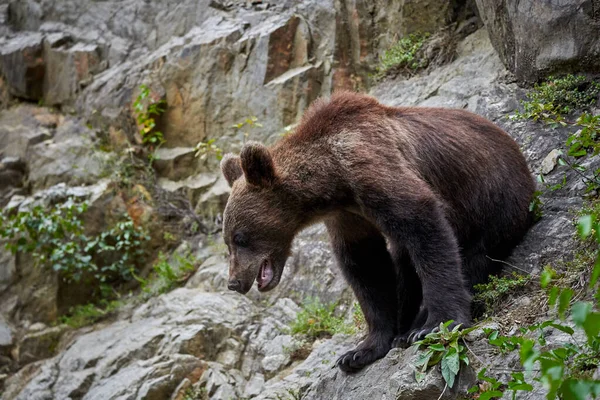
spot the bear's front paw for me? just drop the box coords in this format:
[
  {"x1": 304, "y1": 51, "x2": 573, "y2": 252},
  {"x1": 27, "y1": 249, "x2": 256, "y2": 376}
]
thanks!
[
  {"x1": 336, "y1": 344, "x2": 389, "y2": 373},
  {"x1": 403, "y1": 320, "x2": 466, "y2": 344}
]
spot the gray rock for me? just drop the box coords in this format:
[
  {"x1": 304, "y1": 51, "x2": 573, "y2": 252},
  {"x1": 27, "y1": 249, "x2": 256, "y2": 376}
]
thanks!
[
  {"x1": 7, "y1": 0, "x2": 43, "y2": 31},
  {"x1": 16, "y1": 326, "x2": 68, "y2": 365},
  {"x1": 153, "y1": 147, "x2": 199, "y2": 181},
  {"x1": 42, "y1": 38, "x2": 104, "y2": 106},
  {"x1": 5, "y1": 290, "x2": 258, "y2": 399},
  {"x1": 195, "y1": 175, "x2": 231, "y2": 227},
  {"x1": 0, "y1": 315, "x2": 12, "y2": 352},
  {"x1": 0, "y1": 105, "x2": 53, "y2": 160},
  {"x1": 475, "y1": 0, "x2": 600, "y2": 82},
  {"x1": 0, "y1": 33, "x2": 45, "y2": 100},
  {"x1": 540, "y1": 149, "x2": 561, "y2": 175},
  {"x1": 158, "y1": 172, "x2": 217, "y2": 206},
  {"x1": 0, "y1": 246, "x2": 16, "y2": 294}
]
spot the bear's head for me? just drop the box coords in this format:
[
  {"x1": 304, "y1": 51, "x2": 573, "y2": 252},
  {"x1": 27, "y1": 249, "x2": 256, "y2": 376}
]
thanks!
[{"x1": 220, "y1": 141, "x2": 300, "y2": 295}]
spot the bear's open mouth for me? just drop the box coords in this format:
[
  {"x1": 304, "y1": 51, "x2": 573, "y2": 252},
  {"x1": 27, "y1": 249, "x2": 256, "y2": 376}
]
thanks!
[{"x1": 257, "y1": 258, "x2": 273, "y2": 290}]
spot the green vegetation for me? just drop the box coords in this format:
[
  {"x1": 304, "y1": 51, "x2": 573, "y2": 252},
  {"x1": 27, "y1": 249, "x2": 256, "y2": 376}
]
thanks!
[
  {"x1": 195, "y1": 116, "x2": 264, "y2": 162},
  {"x1": 514, "y1": 75, "x2": 600, "y2": 194},
  {"x1": 512, "y1": 75, "x2": 600, "y2": 125},
  {"x1": 143, "y1": 252, "x2": 197, "y2": 295},
  {"x1": 566, "y1": 113, "x2": 600, "y2": 158},
  {"x1": 232, "y1": 115, "x2": 263, "y2": 143},
  {"x1": 373, "y1": 32, "x2": 430, "y2": 80},
  {"x1": 289, "y1": 298, "x2": 354, "y2": 339},
  {"x1": 474, "y1": 272, "x2": 531, "y2": 317},
  {"x1": 0, "y1": 201, "x2": 149, "y2": 286},
  {"x1": 413, "y1": 321, "x2": 474, "y2": 389},
  {"x1": 530, "y1": 189, "x2": 544, "y2": 221},
  {"x1": 194, "y1": 138, "x2": 223, "y2": 162},
  {"x1": 182, "y1": 386, "x2": 207, "y2": 400},
  {"x1": 134, "y1": 84, "x2": 167, "y2": 147},
  {"x1": 59, "y1": 299, "x2": 123, "y2": 328},
  {"x1": 466, "y1": 211, "x2": 600, "y2": 400}
]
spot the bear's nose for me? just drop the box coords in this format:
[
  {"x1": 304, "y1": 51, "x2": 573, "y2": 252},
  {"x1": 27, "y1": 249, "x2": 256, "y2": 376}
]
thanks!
[{"x1": 227, "y1": 279, "x2": 242, "y2": 292}]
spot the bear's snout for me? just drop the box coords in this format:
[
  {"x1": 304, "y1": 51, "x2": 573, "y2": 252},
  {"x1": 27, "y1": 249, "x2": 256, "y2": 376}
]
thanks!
[{"x1": 227, "y1": 279, "x2": 243, "y2": 293}]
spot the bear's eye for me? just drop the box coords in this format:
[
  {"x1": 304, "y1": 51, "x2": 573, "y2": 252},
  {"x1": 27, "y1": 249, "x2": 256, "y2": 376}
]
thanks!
[{"x1": 233, "y1": 233, "x2": 249, "y2": 247}]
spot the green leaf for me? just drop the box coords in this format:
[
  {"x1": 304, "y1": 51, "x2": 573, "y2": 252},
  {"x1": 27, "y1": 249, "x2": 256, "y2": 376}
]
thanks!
[
  {"x1": 590, "y1": 257, "x2": 600, "y2": 288},
  {"x1": 547, "y1": 322, "x2": 574, "y2": 335},
  {"x1": 541, "y1": 267, "x2": 554, "y2": 288},
  {"x1": 558, "y1": 288, "x2": 574, "y2": 319},
  {"x1": 571, "y1": 302, "x2": 592, "y2": 326},
  {"x1": 428, "y1": 344, "x2": 445, "y2": 352},
  {"x1": 478, "y1": 391, "x2": 504, "y2": 400},
  {"x1": 578, "y1": 215, "x2": 594, "y2": 238},
  {"x1": 440, "y1": 351, "x2": 460, "y2": 388}
]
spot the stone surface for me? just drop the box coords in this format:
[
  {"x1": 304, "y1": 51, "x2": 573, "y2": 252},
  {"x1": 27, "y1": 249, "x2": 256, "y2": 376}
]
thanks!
[
  {"x1": 16, "y1": 326, "x2": 67, "y2": 365},
  {"x1": 0, "y1": 34, "x2": 44, "y2": 100},
  {"x1": 540, "y1": 149, "x2": 561, "y2": 175},
  {"x1": 2, "y1": 1, "x2": 599, "y2": 399},
  {"x1": 475, "y1": 0, "x2": 600, "y2": 82},
  {"x1": 0, "y1": 105, "x2": 108, "y2": 191},
  {"x1": 0, "y1": 315, "x2": 12, "y2": 352}
]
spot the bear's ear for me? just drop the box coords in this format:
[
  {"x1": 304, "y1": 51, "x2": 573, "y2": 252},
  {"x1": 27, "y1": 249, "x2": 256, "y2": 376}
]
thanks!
[
  {"x1": 220, "y1": 154, "x2": 243, "y2": 187},
  {"x1": 240, "y1": 141, "x2": 277, "y2": 187}
]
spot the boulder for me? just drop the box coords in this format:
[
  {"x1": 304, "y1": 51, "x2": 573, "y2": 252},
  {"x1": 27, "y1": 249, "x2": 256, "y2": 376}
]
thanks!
[
  {"x1": 0, "y1": 104, "x2": 109, "y2": 191},
  {"x1": 153, "y1": 147, "x2": 200, "y2": 181},
  {"x1": 16, "y1": 325, "x2": 68, "y2": 365},
  {"x1": 475, "y1": 0, "x2": 600, "y2": 82},
  {"x1": 3, "y1": 289, "x2": 259, "y2": 399},
  {"x1": 0, "y1": 34, "x2": 45, "y2": 101},
  {"x1": 43, "y1": 36, "x2": 104, "y2": 105}
]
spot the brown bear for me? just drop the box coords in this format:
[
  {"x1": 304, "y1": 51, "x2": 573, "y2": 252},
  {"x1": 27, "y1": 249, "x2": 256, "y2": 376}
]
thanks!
[{"x1": 220, "y1": 91, "x2": 535, "y2": 373}]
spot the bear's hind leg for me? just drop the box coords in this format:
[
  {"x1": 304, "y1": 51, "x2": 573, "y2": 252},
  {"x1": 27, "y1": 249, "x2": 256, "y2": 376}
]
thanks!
[{"x1": 325, "y1": 213, "x2": 398, "y2": 373}]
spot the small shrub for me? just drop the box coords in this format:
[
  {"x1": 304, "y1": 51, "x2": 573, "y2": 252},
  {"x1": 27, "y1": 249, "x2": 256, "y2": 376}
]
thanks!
[
  {"x1": 194, "y1": 138, "x2": 223, "y2": 162},
  {"x1": 474, "y1": 272, "x2": 531, "y2": 316},
  {"x1": 289, "y1": 298, "x2": 353, "y2": 339},
  {"x1": 182, "y1": 386, "x2": 207, "y2": 400},
  {"x1": 566, "y1": 113, "x2": 600, "y2": 158},
  {"x1": 0, "y1": 200, "x2": 150, "y2": 286},
  {"x1": 144, "y1": 252, "x2": 197, "y2": 295},
  {"x1": 469, "y1": 212, "x2": 600, "y2": 400},
  {"x1": 512, "y1": 75, "x2": 600, "y2": 124},
  {"x1": 373, "y1": 32, "x2": 430, "y2": 80},
  {"x1": 413, "y1": 321, "x2": 474, "y2": 389},
  {"x1": 133, "y1": 84, "x2": 167, "y2": 147},
  {"x1": 232, "y1": 116, "x2": 263, "y2": 143},
  {"x1": 59, "y1": 299, "x2": 122, "y2": 328}
]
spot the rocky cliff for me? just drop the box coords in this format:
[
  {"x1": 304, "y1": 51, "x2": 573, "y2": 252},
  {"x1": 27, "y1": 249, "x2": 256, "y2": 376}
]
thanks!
[{"x1": 0, "y1": 1, "x2": 599, "y2": 399}]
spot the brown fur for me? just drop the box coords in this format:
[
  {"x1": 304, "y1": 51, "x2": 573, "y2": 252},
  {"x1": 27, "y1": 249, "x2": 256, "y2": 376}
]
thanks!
[{"x1": 220, "y1": 91, "x2": 535, "y2": 373}]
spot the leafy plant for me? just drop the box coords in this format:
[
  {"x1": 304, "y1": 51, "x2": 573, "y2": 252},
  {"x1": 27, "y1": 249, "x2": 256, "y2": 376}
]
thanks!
[
  {"x1": 194, "y1": 138, "x2": 223, "y2": 162},
  {"x1": 373, "y1": 32, "x2": 430, "y2": 80},
  {"x1": 474, "y1": 272, "x2": 531, "y2": 316},
  {"x1": 58, "y1": 299, "x2": 122, "y2": 328},
  {"x1": 289, "y1": 298, "x2": 354, "y2": 339},
  {"x1": 530, "y1": 189, "x2": 544, "y2": 221},
  {"x1": 566, "y1": 113, "x2": 600, "y2": 158},
  {"x1": 133, "y1": 84, "x2": 167, "y2": 147},
  {"x1": 0, "y1": 200, "x2": 149, "y2": 285},
  {"x1": 232, "y1": 115, "x2": 263, "y2": 143},
  {"x1": 512, "y1": 75, "x2": 600, "y2": 124},
  {"x1": 413, "y1": 321, "x2": 475, "y2": 389},
  {"x1": 146, "y1": 252, "x2": 197, "y2": 294},
  {"x1": 469, "y1": 212, "x2": 600, "y2": 400}
]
